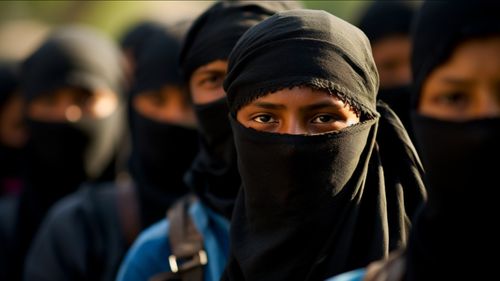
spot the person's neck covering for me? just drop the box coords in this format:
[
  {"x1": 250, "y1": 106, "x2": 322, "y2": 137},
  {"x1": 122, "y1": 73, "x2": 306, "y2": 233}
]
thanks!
[
  {"x1": 13, "y1": 25, "x2": 126, "y2": 278},
  {"x1": 128, "y1": 22, "x2": 199, "y2": 228},
  {"x1": 180, "y1": 0, "x2": 301, "y2": 219},
  {"x1": 406, "y1": 1, "x2": 500, "y2": 280},
  {"x1": 357, "y1": 1, "x2": 415, "y2": 45},
  {"x1": 222, "y1": 9, "x2": 426, "y2": 280},
  {"x1": 0, "y1": 62, "x2": 23, "y2": 196}
]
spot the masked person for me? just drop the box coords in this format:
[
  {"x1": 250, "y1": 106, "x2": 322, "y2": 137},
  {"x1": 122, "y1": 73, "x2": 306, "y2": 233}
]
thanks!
[
  {"x1": 328, "y1": 1, "x2": 500, "y2": 280},
  {"x1": 220, "y1": 9, "x2": 427, "y2": 281},
  {"x1": 6, "y1": 25, "x2": 126, "y2": 281},
  {"x1": 116, "y1": 2, "x2": 302, "y2": 281},
  {"x1": 357, "y1": 1, "x2": 416, "y2": 138},
  {"x1": 22, "y1": 22, "x2": 199, "y2": 281}
]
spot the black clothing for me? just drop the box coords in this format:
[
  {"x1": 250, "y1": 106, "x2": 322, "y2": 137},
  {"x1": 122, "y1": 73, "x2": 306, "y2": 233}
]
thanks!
[
  {"x1": 179, "y1": 1, "x2": 300, "y2": 219},
  {"x1": 23, "y1": 184, "x2": 131, "y2": 281},
  {"x1": 178, "y1": 0, "x2": 302, "y2": 82},
  {"x1": 0, "y1": 63, "x2": 23, "y2": 196},
  {"x1": 357, "y1": 1, "x2": 415, "y2": 44},
  {"x1": 405, "y1": 2, "x2": 500, "y2": 280},
  {"x1": 128, "y1": 23, "x2": 199, "y2": 227},
  {"x1": 377, "y1": 85, "x2": 413, "y2": 140},
  {"x1": 13, "y1": 26, "x2": 126, "y2": 281},
  {"x1": 222, "y1": 9, "x2": 426, "y2": 280},
  {"x1": 184, "y1": 98, "x2": 240, "y2": 219}
]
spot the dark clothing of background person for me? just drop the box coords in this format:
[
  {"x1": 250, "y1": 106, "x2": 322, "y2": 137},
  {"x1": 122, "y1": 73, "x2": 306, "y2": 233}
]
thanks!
[
  {"x1": 8, "y1": 25, "x2": 127, "y2": 281},
  {"x1": 0, "y1": 61, "x2": 24, "y2": 281},
  {"x1": 221, "y1": 9, "x2": 426, "y2": 281},
  {"x1": 406, "y1": 1, "x2": 500, "y2": 280},
  {"x1": 0, "y1": 62, "x2": 24, "y2": 197},
  {"x1": 357, "y1": 1, "x2": 416, "y2": 139},
  {"x1": 22, "y1": 22, "x2": 199, "y2": 281}
]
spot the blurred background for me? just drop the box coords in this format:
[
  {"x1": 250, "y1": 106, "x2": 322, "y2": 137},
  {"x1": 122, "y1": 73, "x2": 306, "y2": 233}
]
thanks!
[{"x1": 0, "y1": 1, "x2": 410, "y2": 61}]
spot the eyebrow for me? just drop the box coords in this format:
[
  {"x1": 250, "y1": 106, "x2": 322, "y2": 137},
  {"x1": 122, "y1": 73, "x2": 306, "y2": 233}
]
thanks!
[
  {"x1": 251, "y1": 101, "x2": 344, "y2": 111},
  {"x1": 441, "y1": 77, "x2": 474, "y2": 86}
]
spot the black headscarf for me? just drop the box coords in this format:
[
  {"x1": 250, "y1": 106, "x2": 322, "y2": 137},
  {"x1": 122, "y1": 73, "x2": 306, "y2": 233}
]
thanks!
[
  {"x1": 128, "y1": 22, "x2": 199, "y2": 228},
  {"x1": 180, "y1": 0, "x2": 301, "y2": 219},
  {"x1": 358, "y1": 1, "x2": 414, "y2": 45},
  {"x1": 0, "y1": 62, "x2": 23, "y2": 196},
  {"x1": 120, "y1": 20, "x2": 165, "y2": 61},
  {"x1": 406, "y1": 1, "x2": 500, "y2": 280},
  {"x1": 13, "y1": 25, "x2": 126, "y2": 279},
  {"x1": 222, "y1": 9, "x2": 426, "y2": 280}
]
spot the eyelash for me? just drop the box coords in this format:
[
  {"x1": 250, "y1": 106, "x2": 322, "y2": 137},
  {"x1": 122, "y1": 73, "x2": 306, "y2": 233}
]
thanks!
[{"x1": 251, "y1": 113, "x2": 340, "y2": 124}]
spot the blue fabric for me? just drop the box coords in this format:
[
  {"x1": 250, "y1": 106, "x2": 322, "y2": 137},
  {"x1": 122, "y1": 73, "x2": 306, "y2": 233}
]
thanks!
[
  {"x1": 116, "y1": 201, "x2": 230, "y2": 281},
  {"x1": 325, "y1": 268, "x2": 366, "y2": 281}
]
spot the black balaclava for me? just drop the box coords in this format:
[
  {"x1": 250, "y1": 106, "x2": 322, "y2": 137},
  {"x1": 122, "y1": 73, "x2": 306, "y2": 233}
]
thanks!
[
  {"x1": 358, "y1": 1, "x2": 414, "y2": 45},
  {"x1": 180, "y1": 0, "x2": 301, "y2": 219},
  {"x1": 13, "y1": 25, "x2": 126, "y2": 279},
  {"x1": 222, "y1": 9, "x2": 426, "y2": 281},
  {"x1": 358, "y1": 1, "x2": 416, "y2": 136},
  {"x1": 0, "y1": 62, "x2": 23, "y2": 197},
  {"x1": 129, "y1": 22, "x2": 199, "y2": 228},
  {"x1": 406, "y1": 1, "x2": 500, "y2": 280}
]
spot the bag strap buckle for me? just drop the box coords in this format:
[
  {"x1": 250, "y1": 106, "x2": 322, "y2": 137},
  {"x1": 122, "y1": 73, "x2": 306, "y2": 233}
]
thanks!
[{"x1": 168, "y1": 249, "x2": 208, "y2": 273}]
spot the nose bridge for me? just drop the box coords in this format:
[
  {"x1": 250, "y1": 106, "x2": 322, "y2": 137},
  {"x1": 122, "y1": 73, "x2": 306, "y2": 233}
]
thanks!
[
  {"x1": 476, "y1": 87, "x2": 500, "y2": 118},
  {"x1": 60, "y1": 93, "x2": 82, "y2": 122},
  {"x1": 282, "y1": 112, "x2": 307, "y2": 135}
]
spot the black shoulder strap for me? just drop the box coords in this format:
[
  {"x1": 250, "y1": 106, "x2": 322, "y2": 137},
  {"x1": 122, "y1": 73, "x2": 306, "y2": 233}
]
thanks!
[{"x1": 149, "y1": 195, "x2": 206, "y2": 281}]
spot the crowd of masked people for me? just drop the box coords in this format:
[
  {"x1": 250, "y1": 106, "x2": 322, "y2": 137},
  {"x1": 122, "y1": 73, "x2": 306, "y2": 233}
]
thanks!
[{"x1": 0, "y1": 0, "x2": 498, "y2": 280}]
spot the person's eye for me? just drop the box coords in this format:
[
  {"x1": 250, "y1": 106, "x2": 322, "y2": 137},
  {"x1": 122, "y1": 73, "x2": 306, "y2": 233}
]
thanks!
[
  {"x1": 199, "y1": 73, "x2": 224, "y2": 89},
  {"x1": 311, "y1": 114, "x2": 338, "y2": 124},
  {"x1": 252, "y1": 114, "x2": 276, "y2": 123},
  {"x1": 434, "y1": 91, "x2": 469, "y2": 106}
]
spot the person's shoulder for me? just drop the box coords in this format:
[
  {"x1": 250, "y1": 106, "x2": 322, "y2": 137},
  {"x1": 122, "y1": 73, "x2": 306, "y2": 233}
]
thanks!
[
  {"x1": 116, "y1": 219, "x2": 171, "y2": 281},
  {"x1": 326, "y1": 268, "x2": 366, "y2": 281},
  {"x1": 43, "y1": 182, "x2": 117, "y2": 225}
]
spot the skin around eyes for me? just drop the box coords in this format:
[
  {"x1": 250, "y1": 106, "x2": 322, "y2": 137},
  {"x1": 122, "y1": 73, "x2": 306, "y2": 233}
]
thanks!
[
  {"x1": 27, "y1": 87, "x2": 119, "y2": 122},
  {"x1": 133, "y1": 85, "x2": 196, "y2": 127},
  {"x1": 189, "y1": 60, "x2": 228, "y2": 105},
  {"x1": 372, "y1": 35, "x2": 412, "y2": 89},
  {"x1": 236, "y1": 86, "x2": 360, "y2": 135},
  {"x1": 419, "y1": 36, "x2": 500, "y2": 121}
]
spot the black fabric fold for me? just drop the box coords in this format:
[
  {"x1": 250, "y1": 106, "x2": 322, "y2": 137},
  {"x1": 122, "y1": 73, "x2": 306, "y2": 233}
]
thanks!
[{"x1": 184, "y1": 98, "x2": 240, "y2": 219}]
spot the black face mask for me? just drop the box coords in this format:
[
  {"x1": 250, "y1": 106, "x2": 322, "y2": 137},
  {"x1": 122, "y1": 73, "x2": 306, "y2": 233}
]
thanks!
[
  {"x1": 226, "y1": 116, "x2": 378, "y2": 280},
  {"x1": 406, "y1": 114, "x2": 500, "y2": 280},
  {"x1": 25, "y1": 119, "x2": 89, "y2": 197},
  {"x1": 0, "y1": 144, "x2": 24, "y2": 195},
  {"x1": 184, "y1": 98, "x2": 240, "y2": 219},
  {"x1": 130, "y1": 109, "x2": 199, "y2": 227},
  {"x1": 377, "y1": 85, "x2": 413, "y2": 136}
]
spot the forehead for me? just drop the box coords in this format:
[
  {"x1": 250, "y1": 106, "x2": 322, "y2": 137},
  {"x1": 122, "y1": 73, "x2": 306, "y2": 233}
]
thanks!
[
  {"x1": 191, "y1": 60, "x2": 228, "y2": 76},
  {"x1": 433, "y1": 37, "x2": 500, "y2": 78}
]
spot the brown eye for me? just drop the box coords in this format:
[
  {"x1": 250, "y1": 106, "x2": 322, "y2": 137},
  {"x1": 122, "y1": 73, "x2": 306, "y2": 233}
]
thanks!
[
  {"x1": 253, "y1": 114, "x2": 275, "y2": 123},
  {"x1": 435, "y1": 91, "x2": 469, "y2": 107},
  {"x1": 311, "y1": 114, "x2": 337, "y2": 124},
  {"x1": 200, "y1": 74, "x2": 224, "y2": 89}
]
